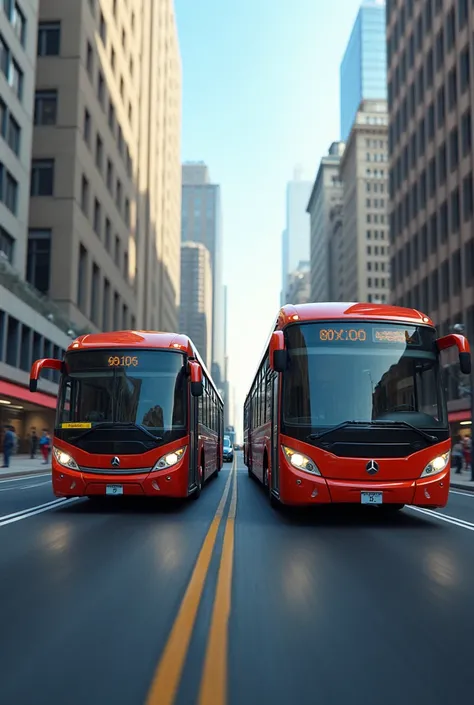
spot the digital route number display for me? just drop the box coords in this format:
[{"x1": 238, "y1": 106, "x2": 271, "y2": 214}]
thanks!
[
  {"x1": 108, "y1": 355, "x2": 139, "y2": 367},
  {"x1": 318, "y1": 326, "x2": 420, "y2": 345}
]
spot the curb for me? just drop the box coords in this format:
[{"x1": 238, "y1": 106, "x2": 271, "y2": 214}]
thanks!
[
  {"x1": 450, "y1": 482, "x2": 474, "y2": 492},
  {"x1": 0, "y1": 469, "x2": 51, "y2": 481}
]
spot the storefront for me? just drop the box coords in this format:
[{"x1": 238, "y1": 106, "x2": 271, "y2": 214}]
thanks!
[
  {"x1": 448, "y1": 409, "x2": 471, "y2": 441},
  {"x1": 0, "y1": 380, "x2": 56, "y2": 454}
]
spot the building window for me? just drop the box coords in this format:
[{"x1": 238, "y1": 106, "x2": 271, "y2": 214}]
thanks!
[
  {"x1": 81, "y1": 175, "x2": 89, "y2": 214},
  {"x1": 26, "y1": 229, "x2": 51, "y2": 294},
  {"x1": 0, "y1": 165, "x2": 18, "y2": 214},
  {"x1": 8, "y1": 58, "x2": 23, "y2": 99},
  {"x1": 86, "y1": 41, "x2": 93, "y2": 76},
  {"x1": 0, "y1": 225, "x2": 14, "y2": 263},
  {"x1": 97, "y1": 70, "x2": 105, "y2": 106},
  {"x1": 105, "y1": 217, "x2": 111, "y2": 250},
  {"x1": 30, "y1": 159, "x2": 54, "y2": 196},
  {"x1": 91, "y1": 263, "x2": 100, "y2": 324},
  {"x1": 93, "y1": 198, "x2": 101, "y2": 235},
  {"x1": 11, "y1": 3, "x2": 26, "y2": 46},
  {"x1": 95, "y1": 134, "x2": 103, "y2": 171},
  {"x1": 106, "y1": 159, "x2": 113, "y2": 190},
  {"x1": 77, "y1": 244, "x2": 87, "y2": 310},
  {"x1": 83, "y1": 107, "x2": 91, "y2": 144},
  {"x1": 37, "y1": 22, "x2": 60, "y2": 56},
  {"x1": 99, "y1": 12, "x2": 107, "y2": 44},
  {"x1": 7, "y1": 113, "x2": 20, "y2": 155},
  {"x1": 34, "y1": 90, "x2": 57, "y2": 125},
  {"x1": 116, "y1": 179, "x2": 122, "y2": 211}
]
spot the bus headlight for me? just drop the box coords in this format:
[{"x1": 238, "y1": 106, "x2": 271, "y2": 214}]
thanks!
[
  {"x1": 282, "y1": 446, "x2": 321, "y2": 475},
  {"x1": 53, "y1": 446, "x2": 79, "y2": 471},
  {"x1": 152, "y1": 446, "x2": 187, "y2": 471},
  {"x1": 420, "y1": 451, "x2": 450, "y2": 478}
]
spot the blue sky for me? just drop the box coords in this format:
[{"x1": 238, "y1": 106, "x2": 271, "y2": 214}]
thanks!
[{"x1": 175, "y1": 0, "x2": 364, "y2": 431}]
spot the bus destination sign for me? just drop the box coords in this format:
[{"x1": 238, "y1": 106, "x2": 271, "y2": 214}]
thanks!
[{"x1": 318, "y1": 326, "x2": 420, "y2": 345}]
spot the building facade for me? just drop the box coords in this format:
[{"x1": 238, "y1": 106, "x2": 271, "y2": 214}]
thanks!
[
  {"x1": 340, "y1": 0, "x2": 387, "y2": 142},
  {"x1": 338, "y1": 100, "x2": 390, "y2": 303},
  {"x1": 29, "y1": 0, "x2": 181, "y2": 334},
  {"x1": 179, "y1": 241, "x2": 212, "y2": 370},
  {"x1": 181, "y1": 161, "x2": 224, "y2": 385},
  {"x1": 387, "y1": 0, "x2": 474, "y2": 429},
  {"x1": 0, "y1": 0, "x2": 76, "y2": 445},
  {"x1": 281, "y1": 169, "x2": 312, "y2": 304},
  {"x1": 286, "y1": 261, "x2": 311, "y2": 304},
  {"x1": 307, "y1": 142, "x2": 345, "y2": 302}
]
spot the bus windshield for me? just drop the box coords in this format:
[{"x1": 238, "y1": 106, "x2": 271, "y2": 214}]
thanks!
[
  {"x1": 282, "y1": 322, "x2": 447, "y2": 431},
  {"x1": 57, "y1": 349, "x2": 187, "y2": 436}
]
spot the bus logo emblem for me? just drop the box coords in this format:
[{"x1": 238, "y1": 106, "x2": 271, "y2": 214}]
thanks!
[
  {"x1": 366, "y1": 460, "x2": 379, "y2": 475},
  {"x1": 111, "y1": 457, "x2": 120, "y2": 467}
]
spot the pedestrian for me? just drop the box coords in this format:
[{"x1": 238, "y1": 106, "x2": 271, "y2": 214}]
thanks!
[
  {"x1": 2, "y1": 425, "x2": 15, "y2": 468},
  {"x1": 39, "y1": 429, "x2": 51, "y2": 465},
  {"x1": 30, "y1": 429, "x2": 38, "y2": 459},
  {"x1": 452, "y1": 437, "x2": 463, "y2": 474}
]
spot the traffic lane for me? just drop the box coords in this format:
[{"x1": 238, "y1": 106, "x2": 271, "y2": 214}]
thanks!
[
  {"x1": 0, "y1": 473, "x2": 55, "y2": 517},
  {"x1": 0, "y1": 468, "x2": 226, "y2": 705},
  {"x1": 439, "y1": 487, "x2": 474, "y2": 524},
  {"x1": 230, "y1": 464, "x2": 474, "y2": 705}
]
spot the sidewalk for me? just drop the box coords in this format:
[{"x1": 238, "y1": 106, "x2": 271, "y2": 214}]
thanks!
[
  {"x1": 0, "y1": 454, "x2": 51, "y2": 480},
  {"x1": 450, "y1": 467, "x2": 474, "y2": 491}
]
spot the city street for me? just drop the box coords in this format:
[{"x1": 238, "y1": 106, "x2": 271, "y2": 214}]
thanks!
[{"x1": 0, "y1": 453, "x2": 473, "y2": 705}]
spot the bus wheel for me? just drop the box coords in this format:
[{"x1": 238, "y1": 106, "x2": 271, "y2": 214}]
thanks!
[{"x1": 193, "y1": 459, "x2": 203, "y2": 500}]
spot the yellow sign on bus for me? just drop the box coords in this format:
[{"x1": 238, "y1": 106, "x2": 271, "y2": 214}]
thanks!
[{"x1": 61, "y1": 422, "x2": 92, "y2": 429}]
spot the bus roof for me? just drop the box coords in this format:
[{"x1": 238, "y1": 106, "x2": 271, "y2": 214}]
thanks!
[
  {"x1": 244, "y1": 302, "x2": 435, "y2": 405},
  {"x1": 67, "y1": 330, "x2": 222, "y2": 401},
  {"x1": 276, "y1": 302, "x2": 434, "y2": 328}
]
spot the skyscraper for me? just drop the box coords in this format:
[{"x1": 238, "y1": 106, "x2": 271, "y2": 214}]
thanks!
[
  {"x1": 281, "y1": 169, "x2": 312, "y2": 304},
  {"x1": 179, "y1": 242, "x2": 212, "y2": 369},
  {"x1": 340, "y1": 0, "x2": 387, "y2": 142},
  {"x1": 181, "y1": 162, "x2": 224, "y2": 384},
  {"x1": 0, "y1": 0, "x2": 75, "y2": 443},
  {"x1": 307, "y1": 142, "x2": 345, "y2": 302},
  {"x1": 337, "y1": 100, "x2": 390, "y2": 303},
  {"x1": 29, "y1": 0, "x2": 182, "y2": 333},
  {"x1": 387, "y1": 0, "x2": 474, "y2": 430}
]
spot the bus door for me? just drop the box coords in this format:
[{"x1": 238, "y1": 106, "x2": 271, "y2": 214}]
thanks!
[
  {"x1": 270, "y1": 371, "x2": 279, "y2": 492},
  {"x1": 189, "y1": 392, "x2": 200, "y2": 489}
]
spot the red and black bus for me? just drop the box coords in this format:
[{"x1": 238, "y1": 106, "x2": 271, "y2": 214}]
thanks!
[
  {"x1": 244, "y1": 302, "x2": 471, "y2": 511},
  {"x1": 30, "y1": 331, "x2": 223, "y2": 500}
]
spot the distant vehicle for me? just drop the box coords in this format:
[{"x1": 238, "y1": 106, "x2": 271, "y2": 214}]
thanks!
[
  {"x1": 223, "y1": 435, "x2": 234, "y2": 462},
  {"x1": 244, "y1": 302, "x2": 471, "y2": 511},
  {"x1": 29, "y1": 331, "x2": 224, "y2": 501}
]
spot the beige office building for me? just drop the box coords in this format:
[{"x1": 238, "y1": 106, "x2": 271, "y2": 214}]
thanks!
[
  {"x1": 337, "y1": 99, "x2": 391, "y2": 303},
  {"x1": 179, "y1": 241, "x2": 212, "y2": 370},
  {"x1": 28, "y1": 0, "x2": 181, "y2": 334}
]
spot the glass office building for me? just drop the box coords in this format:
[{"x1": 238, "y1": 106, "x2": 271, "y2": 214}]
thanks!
[{"x1": 340, "y1": 0, "x2": 387, "y2": 142}]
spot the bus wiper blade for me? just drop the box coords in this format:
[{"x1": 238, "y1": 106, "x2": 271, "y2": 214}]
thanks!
[
  {"x1": 67, "y1": 421, "x2": 162, "y2": 442},
  {"x1": 308, "y1": 421, "x2": 370, "y2": 441},
  {"x1": 369, "y1": 420, "x2": 437, "y2": 443}
]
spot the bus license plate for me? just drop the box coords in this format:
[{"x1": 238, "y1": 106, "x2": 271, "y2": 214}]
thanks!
[
  {"x1": 361, "y1": 491, "x2": 383, "y2": 505},
  {"x1": 106, "y1": 484, "x2": 123, "y2": 496}
]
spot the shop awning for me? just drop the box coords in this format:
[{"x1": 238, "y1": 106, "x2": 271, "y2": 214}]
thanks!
[
  {"x1": 448, "y1": 409, "x2": 471, "y2": 422},
  {"x1": 0, "y1": 380, "x2": 56, "y2": 409}
]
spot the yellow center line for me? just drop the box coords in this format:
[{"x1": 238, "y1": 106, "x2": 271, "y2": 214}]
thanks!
[
  {"x1": 198, "y1": 458, "x2": 238, "y2": 705},
  {"x1": 144, "y1": 463, "x2": 234, "y2": 705}
]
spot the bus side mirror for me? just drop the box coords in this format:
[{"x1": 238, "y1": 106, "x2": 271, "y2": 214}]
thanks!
[
  {"x1": 270, "y1": 331, "x2": 287, "y2": 373},
  {"x1": 189, "y1": 361, "x2": 203, "y2": 397},
  {"x1": 29, "y1": 358, "x2": 63, "y2": 392},
  {"x1": 436, "y1": 334, "x2": 471, "y2": 375}
]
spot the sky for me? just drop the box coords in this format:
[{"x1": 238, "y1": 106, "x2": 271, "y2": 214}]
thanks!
[{"x1": 175, "y1": 0, "x2": 364, "y2": 434}]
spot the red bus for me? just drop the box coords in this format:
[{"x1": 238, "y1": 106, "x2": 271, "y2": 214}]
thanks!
[
  {"x1": 244, "y1": 303, "x2": 471, "y2": 511},
  {"x1": 29, "y1": 331, "x2": 224, "y2": 500}
]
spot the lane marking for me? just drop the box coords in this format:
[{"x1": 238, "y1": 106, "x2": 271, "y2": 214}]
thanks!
[
  {"x1": 198, "y1": 459, "x2": 237, "y2": 705},
  {"x1": 0, "y1": 472, "x2": 51, "y2": 484},
  {"x1": 0, "y1": 480, "x2": 51, "y2": 493},
  {"x1": 408, "y1": 505, "x2": 474, "y2": 531},
  {"x1": 145, "y1": 464, "x2": 234, "y2": 705},
  {"x1": 449, "y1": 488, "x2": 474, "y2": 498},
  {"x1": 0, "y1": 497, "x2": 80, "y2": 527}
]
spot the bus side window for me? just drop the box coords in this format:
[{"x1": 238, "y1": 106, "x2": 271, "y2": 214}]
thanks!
[{"x1": 58, "y1": 380, "x2": 72, "y2": 425}]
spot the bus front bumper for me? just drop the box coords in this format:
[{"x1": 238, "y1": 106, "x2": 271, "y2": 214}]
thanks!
[{"x1": 278, "y1": 466, "x2": 450, "y2": 508}]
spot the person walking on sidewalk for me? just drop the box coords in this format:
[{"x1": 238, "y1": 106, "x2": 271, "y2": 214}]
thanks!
[
  {"x1": 39, "y1": 430, "x2": 51, "y2": 465},
  {"x1": 452, "y1": 438, "x2": 464, "y2": 474},
  {"x1": 30, "y1": 429, "x2": 38, "y2": 459},
  {"x1": 2, "y1": 425, "x2": 16, "y2": 468}
]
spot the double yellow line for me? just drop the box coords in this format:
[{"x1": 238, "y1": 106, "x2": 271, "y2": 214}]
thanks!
[{"x1": 145, "y1": 458, "x2": 238, "y2": 705}]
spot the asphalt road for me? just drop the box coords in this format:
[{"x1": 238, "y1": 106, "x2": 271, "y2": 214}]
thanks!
[{"x1": 1, "y1": 454, "x2": 474, "y2": 705}]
